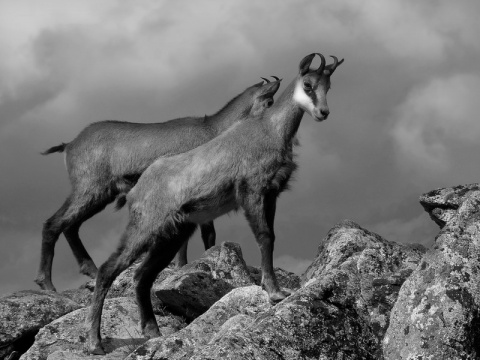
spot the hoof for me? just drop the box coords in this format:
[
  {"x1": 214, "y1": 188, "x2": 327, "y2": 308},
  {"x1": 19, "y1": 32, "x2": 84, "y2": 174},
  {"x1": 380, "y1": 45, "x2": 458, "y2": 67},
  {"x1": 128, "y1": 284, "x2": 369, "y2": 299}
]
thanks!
[
  {"x1": 88, "y1": 342, "x2": 106, "y2": 355},
  {"x1": 142, "y1": 323, "x2": 161, "y2": 339},
  {"x1": 268, "y1": 289, "x2": 291, "y2": 304},
  {"x1": 79, "y1": 262, "x2": 98, "y2": 279},
  {"x1": 34, "y1": 278, "x2": 57, "y2": 292}
]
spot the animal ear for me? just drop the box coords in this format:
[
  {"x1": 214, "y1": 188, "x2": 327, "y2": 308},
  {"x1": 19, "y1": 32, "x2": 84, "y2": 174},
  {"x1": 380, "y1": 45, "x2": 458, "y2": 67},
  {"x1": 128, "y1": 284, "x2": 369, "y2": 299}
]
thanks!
[
  {"x1": 259, "y1": 80, "x2": 281, "y2": 98},
  {"x1": 299, "y1": 53, "x2": 316, "y2": 76},
  {"x1": 251, "y1": 80, "x2": 265, "y2": 88}
]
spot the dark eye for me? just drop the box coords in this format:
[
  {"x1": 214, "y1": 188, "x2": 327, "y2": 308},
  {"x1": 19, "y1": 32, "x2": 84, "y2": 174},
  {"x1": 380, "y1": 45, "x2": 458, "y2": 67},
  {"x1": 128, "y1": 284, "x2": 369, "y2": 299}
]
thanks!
[
  {"x1": 266, "y1": 99, "x2": 274, "y2": 107},
  {"x1": 303, "y1": 82, "x2": 313, "y2": 91}
]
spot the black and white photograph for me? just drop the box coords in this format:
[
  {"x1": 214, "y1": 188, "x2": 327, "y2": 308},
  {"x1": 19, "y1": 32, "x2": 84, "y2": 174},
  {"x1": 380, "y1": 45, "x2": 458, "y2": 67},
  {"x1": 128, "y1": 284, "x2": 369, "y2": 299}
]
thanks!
[{"x1": 1, "y1": 1, "x2": 479, "y2": 359}]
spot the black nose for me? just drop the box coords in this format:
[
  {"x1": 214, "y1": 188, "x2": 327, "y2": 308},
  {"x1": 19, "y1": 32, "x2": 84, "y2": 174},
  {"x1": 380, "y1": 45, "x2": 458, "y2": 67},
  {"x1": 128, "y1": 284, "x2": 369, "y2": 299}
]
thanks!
[{"x1": 321, "y1": 108, "x2": 330, "y2": 116}]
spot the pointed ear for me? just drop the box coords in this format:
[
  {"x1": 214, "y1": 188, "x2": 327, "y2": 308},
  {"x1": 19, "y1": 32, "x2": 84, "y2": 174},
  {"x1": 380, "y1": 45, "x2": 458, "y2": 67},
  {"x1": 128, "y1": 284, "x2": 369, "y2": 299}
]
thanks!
[
  {"x1": 251, "y1": 80, "x2": 265, "y2": 88},
  {"x1": 259, "y1": 80, "x2": 281, "y2": 98},
  {"x1": 299, "y1": 53, "x2": 316, "y2": 75}
]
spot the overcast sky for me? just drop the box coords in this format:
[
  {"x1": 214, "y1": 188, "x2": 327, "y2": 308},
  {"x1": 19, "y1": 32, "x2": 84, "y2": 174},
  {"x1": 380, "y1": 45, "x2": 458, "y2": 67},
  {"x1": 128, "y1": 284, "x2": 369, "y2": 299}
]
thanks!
[{"x1": 1, "y1": 0, "x2": 479, "y2": 296}]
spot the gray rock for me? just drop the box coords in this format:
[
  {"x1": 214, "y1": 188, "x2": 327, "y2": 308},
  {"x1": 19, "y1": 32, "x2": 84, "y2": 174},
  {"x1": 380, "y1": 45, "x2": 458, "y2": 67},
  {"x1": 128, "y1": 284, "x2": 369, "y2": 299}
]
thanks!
[
  {"x1": 19, "y1": 297, "x2": 186, "y2": 360},
  {"x1": 419, "y1": 183, "x2": 480, "y2": 228},
  {"x1": 384, "y1": 187, "x2": 480, "y2": 359},
  {"x1": 302, "y1": 220, "x2": 425, "y2": 342},
  {"x1": 60, "y1": 288, "x2": 92, "y2": 308},
  {"x1": 190, "y1": 271, "x2": 380, "y2": 360},
  {"x1": 154, "y1": 242, "x2": 256, "y2": 320},
  {"x1": 128, "y1": 285, "x2": 271, "y2": 360},
  {"x1": 177, "y1": 221, "x2": 424, "y2": 359},
  {"x1": 0, "y1": 290, "x2": 81, "y2": 360}
]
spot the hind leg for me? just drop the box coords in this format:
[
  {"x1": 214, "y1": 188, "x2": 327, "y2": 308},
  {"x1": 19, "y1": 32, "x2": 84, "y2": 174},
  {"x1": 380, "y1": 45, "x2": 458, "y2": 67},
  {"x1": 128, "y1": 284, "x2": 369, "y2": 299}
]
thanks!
[
  {"x1": 36, "y1": 190, "x2": 112, "y2": 291},
  {"x1": 136, "y1": 222, "x2": 197, "y2": 337},
  {"x1": 36, "y1": 196, "x2": 73, "y2": 291},
  {"x1": 87, "y1": 226, "x2": 149, "y2": 355},
  {"x1": 64, "y1": 223, "x2": 98, "y2": 278}
]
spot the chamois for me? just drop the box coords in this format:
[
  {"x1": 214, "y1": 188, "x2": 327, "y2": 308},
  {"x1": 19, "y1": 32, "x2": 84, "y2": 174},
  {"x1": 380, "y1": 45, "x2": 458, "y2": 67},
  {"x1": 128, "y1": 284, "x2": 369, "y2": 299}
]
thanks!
[
  {"x1": 86, "y1": 53, "x2": 343, "y2": 354},
  {"x1": 36, "y1": 79, "x2": 280, "y2": 292}
]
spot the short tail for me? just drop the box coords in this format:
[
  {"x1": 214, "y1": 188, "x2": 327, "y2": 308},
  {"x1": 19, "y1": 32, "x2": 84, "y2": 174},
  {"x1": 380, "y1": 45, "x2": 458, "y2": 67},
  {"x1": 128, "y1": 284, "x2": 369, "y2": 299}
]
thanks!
[
  {"x1": 115, "y1": 194, "x2": 127, "y2": 210},
  {"x1": 41, "y1": 143, "x2": 68, "y2": 155}
]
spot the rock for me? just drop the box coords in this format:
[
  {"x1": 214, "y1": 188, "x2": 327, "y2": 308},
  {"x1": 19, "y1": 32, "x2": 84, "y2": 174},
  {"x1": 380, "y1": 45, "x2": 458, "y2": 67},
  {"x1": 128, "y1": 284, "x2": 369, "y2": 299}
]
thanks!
[
  {"x1": 190, "y1": 271, "x2": 380, "y2": 360},
  {"x1": 60, "y1": 288, "x2": 92, "y2": 308},
  {"x1": 105, "y1": 258, "x2": 175, "y2": 315},
  {"x1": 384, "y1": 187, "x2": 480, "y2": 359},
  {"x1": 128, "y1": 285, "x2": 272, "y2": 360},
  {"x1": 419, "y1": 183, "x2": 480, "y2": 228},
  {"x1": 0, "y1": 290, "x2": 81, "y2": 360},
  {"x1": 302, "y1": 220, "x2": 425, "y2": 343},
  {"x1": 154, "y1": 242, "x2": 255, "y2": 320},
  {"x1": 19, "y1": 297, "x2": 186, "y2": 360},
  {"x1": 248, "y1": 266, "x2": 301, "y2": 291}
]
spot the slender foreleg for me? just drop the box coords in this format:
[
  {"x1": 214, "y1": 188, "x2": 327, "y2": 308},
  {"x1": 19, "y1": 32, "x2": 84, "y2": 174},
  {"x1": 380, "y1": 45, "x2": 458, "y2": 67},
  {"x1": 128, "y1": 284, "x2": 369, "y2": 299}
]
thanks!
[
  {"x1": 174, "y1": 241, "x2": 189, "y2": 268},
  {"x1": 174, "y1": 221, "x2": 215, "y2": 268},
  {"x1": 242, "y1": 191, "x2": 289, "y2": 302}
]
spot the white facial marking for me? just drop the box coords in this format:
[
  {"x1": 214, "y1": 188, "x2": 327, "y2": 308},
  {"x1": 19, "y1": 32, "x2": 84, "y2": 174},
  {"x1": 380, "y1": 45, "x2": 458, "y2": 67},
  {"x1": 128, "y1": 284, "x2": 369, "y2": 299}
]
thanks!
[{"x1": 293, "y1": 81, "x2": 315, "y2": 114}]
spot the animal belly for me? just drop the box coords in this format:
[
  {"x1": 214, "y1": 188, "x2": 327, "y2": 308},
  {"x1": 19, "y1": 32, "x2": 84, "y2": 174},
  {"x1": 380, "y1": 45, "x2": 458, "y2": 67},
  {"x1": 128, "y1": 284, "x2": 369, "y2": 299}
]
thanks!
[{"x1": 185, "y1": 200, "x2": 237, "y2": 224}]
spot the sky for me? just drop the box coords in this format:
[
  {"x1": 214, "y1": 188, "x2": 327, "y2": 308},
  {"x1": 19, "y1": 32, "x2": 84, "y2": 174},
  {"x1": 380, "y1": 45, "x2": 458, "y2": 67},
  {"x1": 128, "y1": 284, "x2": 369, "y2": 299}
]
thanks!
[{"x1": 1, "y1": 0, "x2": 479, "y2": 296}]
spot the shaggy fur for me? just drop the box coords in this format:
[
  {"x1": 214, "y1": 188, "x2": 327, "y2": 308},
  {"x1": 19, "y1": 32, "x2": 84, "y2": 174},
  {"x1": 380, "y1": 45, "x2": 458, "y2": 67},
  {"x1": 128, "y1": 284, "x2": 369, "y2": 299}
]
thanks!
[
  {"x1": 86, "y1": 53, "x2": 344, "y2": 354},
  {"x1": 36, "y1": 80, "x2": 280, "y2": 291}
]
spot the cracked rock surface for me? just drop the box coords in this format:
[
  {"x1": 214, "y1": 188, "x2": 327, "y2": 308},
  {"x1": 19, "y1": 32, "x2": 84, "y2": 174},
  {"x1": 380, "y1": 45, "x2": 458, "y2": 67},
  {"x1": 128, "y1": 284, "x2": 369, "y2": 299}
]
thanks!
[{"x1": 384, "y1": 185, "x2": 480, "y2": 359}]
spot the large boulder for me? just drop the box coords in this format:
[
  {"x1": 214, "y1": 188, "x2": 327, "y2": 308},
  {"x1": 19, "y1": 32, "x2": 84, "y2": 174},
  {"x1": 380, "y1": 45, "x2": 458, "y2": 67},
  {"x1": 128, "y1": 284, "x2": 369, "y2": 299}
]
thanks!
[
  {"x1": 419, "y1": 183, "x2": 480, "y2": 228},
  {"x1": 384, "y1": 186, "x2": 480, "y2": 359},
  {"x1": 303, "y1": 220, "x2": 426, "y2": 343},
  {"x1": 0, "y1": 290, "x2": 81, "y2": 360},
  {"x1": 19, "y1": 297, "x2": 186, "y2": 360},
  {"x1": 128, "y1": 286, "x2": 272, "y2": 360},
  {"x1": 153, "y1": 242, "x2": 256, "y2": 320},
  {"x1": 190, "y1": 271, "x2": 380, "y2": 360},
  {"x1": 161, "y1": 220, "x2": 425, "y2": 360}
]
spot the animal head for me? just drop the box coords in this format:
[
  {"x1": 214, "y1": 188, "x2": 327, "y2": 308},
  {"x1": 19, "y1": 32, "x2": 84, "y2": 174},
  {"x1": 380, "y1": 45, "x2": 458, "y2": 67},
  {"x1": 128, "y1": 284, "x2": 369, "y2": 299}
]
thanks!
[
  {"x1": 216, "y1": 78, "x2": 281, "y2": 120},
  {"x1": 248, "y1": 77, "x2": 282, "y2": 116},
  {"x1": 293, "y1": 53, "x2": 344, "y2": 121}
]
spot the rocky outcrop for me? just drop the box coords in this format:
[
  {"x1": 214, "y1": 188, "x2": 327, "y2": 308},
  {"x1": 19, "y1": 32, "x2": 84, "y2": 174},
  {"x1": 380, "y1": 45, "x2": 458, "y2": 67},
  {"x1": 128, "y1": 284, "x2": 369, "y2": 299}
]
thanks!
[
  {"x1": 126, "y1": 222, "x2": 424, "y2": 360},
  {"x1": 0, "y1": 290, "x2": 81, "y2": 360},
  {"x1": 12, "y1": 186, "x2": 478, "y2": 360},
  {"x1": 384, "y1": 184, "x2": 480, "y2": 359},
  {"x1": 303, "y1": 220, "x2": 426, "y2": 342},
  {"x1": 19, "y1": 297, "x2": 186, "y2": 360},
  {"x1": 153, "y1": 242, "x2": 257, "y2": 320},
  {"x1": 128, "y1": 286, "x2": 272, "y2": 360}
]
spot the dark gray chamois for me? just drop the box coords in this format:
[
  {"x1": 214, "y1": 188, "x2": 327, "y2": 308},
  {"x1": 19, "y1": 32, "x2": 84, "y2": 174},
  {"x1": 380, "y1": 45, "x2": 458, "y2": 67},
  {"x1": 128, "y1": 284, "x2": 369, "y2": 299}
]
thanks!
[
  {"x1": 86, "y1": 53, "x2": 343, "y2": 355},
  {"x1": 36, "y1": 79, "x2": 280, "y2": 292}
]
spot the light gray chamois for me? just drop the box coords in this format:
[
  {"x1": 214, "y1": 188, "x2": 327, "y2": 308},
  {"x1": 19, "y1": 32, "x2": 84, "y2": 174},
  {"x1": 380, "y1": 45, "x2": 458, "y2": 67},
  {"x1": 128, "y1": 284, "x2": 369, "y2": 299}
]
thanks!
[
  {"x1": 36, "y1": 79, "x2": 280, "y2": 292},
  {"x1": 87, "y1": 53, "x2": 343, "y2": 355}
]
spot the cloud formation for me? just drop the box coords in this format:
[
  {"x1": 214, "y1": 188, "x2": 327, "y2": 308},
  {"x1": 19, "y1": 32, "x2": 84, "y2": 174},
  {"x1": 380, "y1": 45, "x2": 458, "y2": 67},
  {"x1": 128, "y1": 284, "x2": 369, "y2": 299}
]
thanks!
[{"x1": 391, "y1": 74, "x2": 480, "y2": 176}]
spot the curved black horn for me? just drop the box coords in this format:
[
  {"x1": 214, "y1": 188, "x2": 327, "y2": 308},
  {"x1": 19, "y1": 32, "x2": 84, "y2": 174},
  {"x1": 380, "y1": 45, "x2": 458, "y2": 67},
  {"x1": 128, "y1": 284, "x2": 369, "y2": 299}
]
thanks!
[
  {"x1": 315, "y1": 53, "x2": 326, "y2": 75},
  {"x1": 261, "y1": 77, "x2": 271, "y2": 83},
  {"x1": 328, "y1": 55, "x2": 344, "y2": 74},
  {"x1": 271, "y1": 76, "x2": 280, "y2": 81},
  {"x1": 299, "y1": 53, "x2": 316, "y2": 75},
  {"x1": 330, "y1": 56, "x2": 338, "y2": 71}
]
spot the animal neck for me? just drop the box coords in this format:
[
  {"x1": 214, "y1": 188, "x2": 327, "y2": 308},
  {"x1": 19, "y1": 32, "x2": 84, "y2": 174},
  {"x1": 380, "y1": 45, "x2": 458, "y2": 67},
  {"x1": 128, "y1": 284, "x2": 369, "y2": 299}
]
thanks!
[
  {"x1": 268, "y1": 79, "x2": 305, "y2": 145},
  {"x1": 205, "y1": 93, "x2": 250, "y2": 134}
]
